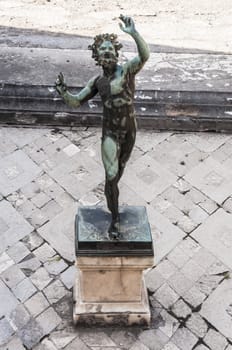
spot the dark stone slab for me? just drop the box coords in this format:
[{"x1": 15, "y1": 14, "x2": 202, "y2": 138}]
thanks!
[{"x1": 75, "y1": 206, "x2": 154, "y2": 257}]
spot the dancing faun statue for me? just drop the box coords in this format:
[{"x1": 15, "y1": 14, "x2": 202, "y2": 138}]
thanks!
[{"x1": 55, "y1": 15, "x2": 150, "y2": 239}]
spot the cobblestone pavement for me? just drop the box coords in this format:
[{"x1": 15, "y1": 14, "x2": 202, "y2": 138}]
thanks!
[{"x1": 0, "y1": 126, "x2": 232, "y2": 350}]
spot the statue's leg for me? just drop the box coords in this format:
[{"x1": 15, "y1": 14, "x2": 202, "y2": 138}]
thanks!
[
  {"x1": 118, "y1": 125, "x2": 136, "y2": 180},
  {"x1": 101, "y1": 135, "x2": 121, "y2": 234}
]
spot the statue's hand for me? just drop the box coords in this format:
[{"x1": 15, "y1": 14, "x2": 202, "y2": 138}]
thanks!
[
  {"x1": 119, "y1": 14, "x2": 136, "y2": 35},
  {"x1": 55, "y1": 72, "x2": 67, "y2": 96}
]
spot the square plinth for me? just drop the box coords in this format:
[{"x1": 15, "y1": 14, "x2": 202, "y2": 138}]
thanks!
[
  {"x1": 75, "y1": 206, "x2": 154, "y2": 256},
  {"x1": 73, "y1": 275, "x2": 151, "y2": 326}
]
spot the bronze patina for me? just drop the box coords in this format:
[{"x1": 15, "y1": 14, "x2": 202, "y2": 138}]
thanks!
[{"x1": 55, "y1": 15, "x2": 149, "y2": 239}]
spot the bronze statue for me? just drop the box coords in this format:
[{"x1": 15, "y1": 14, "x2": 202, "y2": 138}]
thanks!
[{"x1": 55, "y1": 15, "x2": 149, "y2": 239}]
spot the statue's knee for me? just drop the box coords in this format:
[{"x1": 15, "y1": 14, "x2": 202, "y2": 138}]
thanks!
[{"x1": 106, "y1": 170, "x2": 117, "y2": 181}]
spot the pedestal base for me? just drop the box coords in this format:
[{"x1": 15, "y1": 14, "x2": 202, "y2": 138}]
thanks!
[
  {"x1": 74, "y1": 206, "x2": 154, "y2": 326},
  {"x1": 73, "y1": 275, "x2": 151, "y2": 326}
]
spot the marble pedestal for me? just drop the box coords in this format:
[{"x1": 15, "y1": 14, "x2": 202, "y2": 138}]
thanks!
[{"x1": 73, "y1": 206, "x2": 154, "y2": 326}]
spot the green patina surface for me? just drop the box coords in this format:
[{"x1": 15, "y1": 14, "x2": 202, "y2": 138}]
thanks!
[{"x1": 56, "y1": 15, "x2": 149, "y2": 237}]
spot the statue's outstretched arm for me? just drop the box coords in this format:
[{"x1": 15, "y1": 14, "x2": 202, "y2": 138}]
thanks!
[
  {"x1": 55, "y1": 72, "x2": 98, "y2": 108},
  {"x1": 119, "y1": 15, "x2": 150, "y2": 74}
]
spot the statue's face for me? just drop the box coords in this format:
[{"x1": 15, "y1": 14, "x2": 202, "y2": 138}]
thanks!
[{"x1": 97, "y1": 40, "x2": 118, "y2": 68}]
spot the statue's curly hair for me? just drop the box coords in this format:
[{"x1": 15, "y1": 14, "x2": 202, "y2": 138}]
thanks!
[{"x1": 88, "y1": 33, "x2": 123, "y2": 65}]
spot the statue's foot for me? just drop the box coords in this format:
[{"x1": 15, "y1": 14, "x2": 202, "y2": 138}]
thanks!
[{"x1": 108, "y1": 219, "x2": 121, "y2": 240}]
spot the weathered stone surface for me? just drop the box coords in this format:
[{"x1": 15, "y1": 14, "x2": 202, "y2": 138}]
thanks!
[
  {"x1": 12, "y1": 277, "x2": 37, "y2": 302},
  {"x1": 185, "y1": 157, "x2": 232, "y2": 205},
  {"x1": 0, "y1": 318, "x2": 14, "y2": 346},
  {"x1": 0, "y1": 150, "x2": 41, "y2": 196},
  {"x1": 1, "y1": 264, "x2": 25, "y2": 288},
  {"x1": 0, "y1": 200, "x2": 33, "y2": 254},
  {"x1": 192, "y1": 209, "x2": 232, "y2": 269},
  {"x1": 25, "y1": 292, "x2": 50, "y2": 317},
  {"x1": 200, "y1": 279, "x2": 232, "y2": 339},
  {"x1": 171, "y1": 327, "x2": 198, "y2": 350},
  {"x1": 138, "y1": 329, "x2": 169, "y2": 350},
  {"x1": 18, "y1": 319, "x2": 45, "y2": 349},
  {"x1": 9, "y1": 304, "x2": 31, "y2": 330},
  {"x1": 204, "y1": 329, "x2": 228, "y2": 350},
  {"x1": 0, "y1": 280, "x2": 19, "y2": 317},
  {"x1": 36, "y1": 308, "x2": 62, "y2": 335},
  {"x1": 154, "y1": 283, "x2": 179, "y2": 308}
]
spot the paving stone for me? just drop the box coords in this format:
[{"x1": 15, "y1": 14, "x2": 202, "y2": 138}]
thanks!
[
  {"x1": 0, "y1": 280, "x2": 19, "y2": 317},
  {"x1": 0, "y1": 336, "x2": 25, "y2": 350},
  {"x1": 49, "y1": 330, "x2": 77, "y2": 349},
  {"x1": 18, "y1": 318, "x2": 45, "y2": 349},
  {"x1": 0, "y1": 318, "x2": 15, "y2": 346},
  {"x1": 79, "y1": 331, "x2": 116, "y2": 347},
  {"x1": 193, "y1": 346, "x2": 210, "y2": 350},
  {"x1": 168, "y1": 272, "x2": 194, "y2": 296},
  {"x1": 20, "y1": 181, "x2": 41, "y2": 199},
  {"x1": 34, "y1": 337, "x2": 58, "y2": 350},
  {"x1": 52, "y1": 293, "x2": 72, "y2": 324},
  {"x1": 12, "y1": 277, "x2": 37, "y2": 302},
  {"x1": 200, "y1": 279, "x2": 232, "y2": 339},
  {"x1": 30, "y1": 267, "x2": 53, "y2": 290},
  {"x1": 60, "y1": 266, "x2": 76, "y2": 289},
  {"x1": 9, "y1": 304, "x2": 31, "y2": 330},
  {"x1": 181, "y1": 259, "x2": 205, "y2": 282},
  {"x1": 192, "y1": 247, "x2": 216, "y2": 270},
  {"x1": 129, "y1": 340, "x2": 150, "y2": 350},
  {"x1": 204, "y1": 329, "x2": 228, "y2": 350},
  {"x1": 1, "y1": 264, "x2": 25, "y2": 288},
  {"x1": 28, "y1": 209, "x2": 49, "y2": 228},
  {"x1": 207, "y1": 260, "x2": 230, "y2": 276},
  {"x1": 138, "y1": 329, "x2": 169, "y2": 350},
  {"x1": 154, "y1": 283, "x2": 179, "y2": 309},
  {"x1": 171, "y1": 327, "x2": 198, "y2": 350},
  {"x1": 0, "y1": 252, "x2": 14, "y2": 274},
  {"x1": 7, "y1": 191, "x2": 28, "y2": 207},
  {"x1": 188, "y1": 133, "x2": 231, "y2": 153},
  {"x1": 183, "y1": 286, "x2": 206, "y2": 308},
  {"x1": 36, "y1": 308, "x2": 62, "y2": 335},
  {"x1": 184, "y1": 157, "x2": 232, "y2": 204},
  {"x1": 43, "y1": 280, "x2": 67, "y2": 304},
  {"x1": 7, "y1": 241, "x2": 31, "y2": 263},
  {"x1": 146, "y1": 205, "x2": 185, "y2": 263},
  {"x1": 196, "y1": 273, "x2": 223, "y2": 296},
  {"x1": 0, "y1": 150, "x2": 41, "y2": 196},
  {"x1": 168, "y1": 246, "x2": 190, "y2": 269},
  {"x1": 19, "y1": 254, "x2": 41, "y2": 276},
  {"x1": 5, "y1": 127, "x2": 47, "y2": 148},
  {"x1": 154, "y1": 259, "x2": 178, "y2": 280},
  {"x1": 63, "y1": 143, "x2": 80, "y2": 157},
  {"x1": 31, "y1": 192, "x2": 51, "y2": 208},
  {"x1": 25, "y1": 292, "x2": 49, "y2": 317},
  {"x1": 188, "y1": 205, "x2": 208, "y2": 224},
  {"x1": 123, "y1": 154, "x2": 177, "y2": 202},
  {"x1": 145, "y1": 268, "x2": 165, "y2": 293},
  {"x1": 38, "y1": 204, "x2": 76, "y2": 262},
  {"x1": 34, "y1": 243, "x2": 56, "y2": 263},
  {"x1": 110, "y1": 330, "x2": 137, "y2": 348},
  {"x1": 158, "y1": 310, "x2": 179, "y2": 338},
  {"x1": 186, "y1": 313, "x2": 208, "y2": 338},
  {"x1": 43, "y1": 182, "x2": 65, "y2": 200},
  {"x1": 18, "y1": 199, "x2": 37, "y2": 219},
  {"x1": 0, "y1": 200, "x2": 33, "y2": 254},
  {"x1": 177, "y1": 237, "x2": 201, "y2": 258},
  {"x1": 159, "y1": 204, "x2": 183, "y2": 225},
  {"x1": 223, "y1": 197, "x2": 232, "y2": 213},
  {"x1": 41, "y1": 200, "x2": 63, "y2": 220},
  {"x1": 48, "y1": 151, "x2": 104, "y2": 200},
  {"x1": 192, "y1": 209, "x2": 232, "y2": 269},
  {"x1": 161, "y1": 186, "x2": 194, "y2": 214},
  {"x1": 44, "y1": 256, "x2": 68, "y2": 275},
  {"x1": 198, "y1": 197, "x2": 218, "y2": 215},
  {"x1": 171, "y1": 299, "x2": 192, "y2": 319},
  {"x1": 177, "y1": 214, "x2": 197, "y2": 233},
  {"x1": 79, "y1": 192, "x2": 101, "y2": 206},
  {"x1": 22, "y1": 231, "x2": 44, "y2": 251},
  {"x1": 162, "y1": 342, "x2": 181, "y2": 350},
  {"x1": 63, "y1": 337, "x2": 90, "y2": 350}
]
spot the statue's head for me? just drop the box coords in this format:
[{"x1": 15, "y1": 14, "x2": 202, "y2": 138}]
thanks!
[{"x1": 88, "y1": 33, "x2": 123, "y2": 68}]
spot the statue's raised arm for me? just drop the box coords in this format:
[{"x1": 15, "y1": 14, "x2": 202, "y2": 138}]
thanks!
[{"x1": 119, "y1": 15, "x2": 150, "y2": 75}]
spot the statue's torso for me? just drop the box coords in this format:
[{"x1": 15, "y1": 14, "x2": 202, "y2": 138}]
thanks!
[{"x1": 95, "y1": 65, "x2": 136, "y2": 134}]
